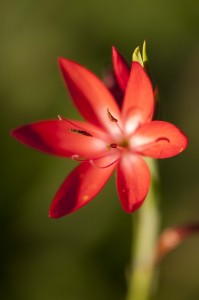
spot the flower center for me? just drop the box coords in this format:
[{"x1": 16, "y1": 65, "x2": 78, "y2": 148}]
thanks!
[
  {"x1": 108, "y1": 139, "x2": 129, "y2": 151},
  {"x1": 106, "y1": 108, "x2": 131, "y2": 150},
  {"x1": 119, "y1": 140, "x2": 129, "y2": 148}
]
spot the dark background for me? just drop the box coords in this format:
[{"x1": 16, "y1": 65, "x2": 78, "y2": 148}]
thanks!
[{"x1": 1, "y1": 0, "x2": 199, "y2": 299}]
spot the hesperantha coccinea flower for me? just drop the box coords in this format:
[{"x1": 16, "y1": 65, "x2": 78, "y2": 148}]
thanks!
[{"x1": 11, "y1": 44, "x2": 188, "y2": 218}]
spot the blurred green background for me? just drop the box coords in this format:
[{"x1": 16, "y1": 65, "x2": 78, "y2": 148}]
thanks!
[{"x1": 1, "y1": 0, "x2": 199, "y2": 299}]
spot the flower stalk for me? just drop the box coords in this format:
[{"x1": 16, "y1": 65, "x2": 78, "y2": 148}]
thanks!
[{"x1": 126, "y1": 158, "x2": 160, "y2": 300}]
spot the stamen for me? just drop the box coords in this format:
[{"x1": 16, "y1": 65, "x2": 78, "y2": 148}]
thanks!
[
  {"x1": 107, "y1": 108, "x2": 118, "y2": 122},
  {"x1": 68, "y1": 128, "x2": 93, "y2": 137},
  {"x1": 72, "y1": 148, "x2": 122, "y2": 168},
  {"x1": 56, "y1": 118, "x2": 107, "y2": 140},
  {"x1": 90, "y1": 158, "x2": 119, "y2": 169},
  {"x1": 107, "y1": 108, "x2": 124, "y2": 135},
  {"x1": 90, "y1": 156, "x2": 120, "y2": 169}
]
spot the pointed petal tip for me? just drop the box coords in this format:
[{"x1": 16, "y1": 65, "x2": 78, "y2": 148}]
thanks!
[
  {"x1": 111, "y1": 45, "x2": 121, "y2": 62},
  {"x1": 48, "y1": 211, "x2": 54, "y2": 218},
  {"x1": 112, "y1": 45, "x2": 116, "y2": 51},
  {"x1": 10, "y1": 128, "x2": 16, "y2": 138},
  {"x1": 58, "y1": 56, "x2": 64, "y2": 64},
  {"x1": 11, "y1": 126, "x2": 27, "y2": 139},
  {"x1": 49, "y1": 201, "x2": 68, "y2": 218},
  {"x1": 123, "y1": 199, "x2": 145, "y2": 214},
  {"x1": 10, "y1": 127, "x2": 24, "y2": 141},
  {"x1": 112, "y1": 47, "x2": 130, "y2": 92},
  {"x1": 10, "y1": 128, "x2": 22, "y2": 144},
  {"x1": 58, "y1": 56, "x2": 75, "y2": 70},
  {"x1": 58, "y1": 56, "x2": 68, "y2": 69},
  {"x1": 49, "y1": 208, "x2": 62, "y2": 219},
  {"x1": 111, "y1": 45, "x2": 117, "y2": 55}
]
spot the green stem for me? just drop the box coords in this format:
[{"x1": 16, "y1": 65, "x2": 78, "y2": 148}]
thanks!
[{"x1": 126, "y1": 159, "x2": 160, "y2": 300}]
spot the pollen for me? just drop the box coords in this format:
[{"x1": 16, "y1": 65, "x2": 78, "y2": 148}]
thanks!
[{"x1": 83, "y1": 195, "x2": 89, "y2": 201}]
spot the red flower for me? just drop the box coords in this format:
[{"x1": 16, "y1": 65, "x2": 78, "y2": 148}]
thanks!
[{"x1": 11, "y1": 47, "x2": 188, "y2": 218}]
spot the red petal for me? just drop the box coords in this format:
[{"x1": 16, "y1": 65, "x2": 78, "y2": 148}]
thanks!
[
  {"x1": 11, "y1": 119, "x2": 108, "y2": 158},
  {"x1": 131, "y1": 121, "x2": 188, "y2": 158},
  {"x1": 59, "y1": 57, "x2": 122, "y2": 137},
  {"x1": 116, "y1": 155, "x2": 150, "y2": 213},
  {"x1": 102, "y1": 67, "x2": 124, "y2": 107},
  {"x1": 49, "y1": 161, "x2": 116, "y2": 218},
  {"x1": 112, "y1": 46, "x2": 130, "y2": 92},
  {"x1": 122, "y1": 62, "x2": 154, "y2": 134}
]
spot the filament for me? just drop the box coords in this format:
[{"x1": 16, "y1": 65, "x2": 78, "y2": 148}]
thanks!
[{"x1": 72, "y1": 148, "x2": 122, "y2": 168}]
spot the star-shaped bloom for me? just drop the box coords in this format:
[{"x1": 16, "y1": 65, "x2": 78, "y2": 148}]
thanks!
[{"x1": 11, "y1": 47, "x2": 188, "y2": 218}]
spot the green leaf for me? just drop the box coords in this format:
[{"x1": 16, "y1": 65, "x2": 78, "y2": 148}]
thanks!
[
  {"x1": 142, "y1": 40, "x2": 148, "y2": 64},
  {"x1": 132, "y1": 46, "x2": 144, "y2": 66}
]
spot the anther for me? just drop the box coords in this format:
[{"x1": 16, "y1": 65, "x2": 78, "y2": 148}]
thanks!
[
  {"x1": 68, "y1": 128, "x2": 93, "y2": 137},
  {"x1": 107, "y1": 108, "x2": 124, "y2": 135},
  {"x1": 107, "y1": 108, "x2": 118, "y2": 122},
  {"x1": 58, "y1": 115, "x2": 62, "y2": 121}
]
